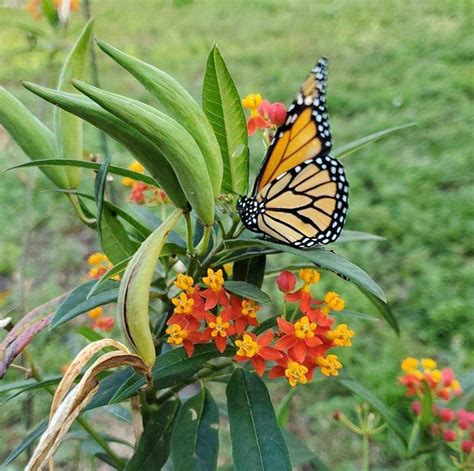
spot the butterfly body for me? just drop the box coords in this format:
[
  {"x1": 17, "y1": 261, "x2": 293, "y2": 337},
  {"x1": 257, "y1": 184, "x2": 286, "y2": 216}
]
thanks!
[{"x1": 237, "y1": 57, "x2": 349, "y2": 248}]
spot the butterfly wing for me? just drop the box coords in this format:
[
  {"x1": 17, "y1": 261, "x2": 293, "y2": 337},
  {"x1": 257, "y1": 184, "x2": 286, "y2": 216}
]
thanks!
[
  {"x1": 252, "y1": 57, "x2": 332, "y2": 195},
  {"x1": 255, "y1": 155, "x2": 348, "y2": 247}
]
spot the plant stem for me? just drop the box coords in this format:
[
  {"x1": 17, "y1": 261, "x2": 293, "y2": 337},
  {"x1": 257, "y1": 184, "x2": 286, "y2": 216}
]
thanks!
[
  {"x1": 195, "y1": 225, "x2": 212, "y2": 256},
  {"x1": 362, "y1": 433, "x2": 370, "y2": 471},
  {"x1": 184, "y1": 211, "x2": 195, "y2": 255}
]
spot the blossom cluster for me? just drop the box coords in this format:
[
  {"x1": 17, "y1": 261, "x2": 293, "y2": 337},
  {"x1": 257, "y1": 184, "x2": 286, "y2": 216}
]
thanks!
[
  {"x1": 400, "y1": 358, "x2": 473, "y2": 454},
  {"x1": 242, "y1": 93, "x2": 287, "y2": 136},
  {"x1": 122, "y1": 161, "x2": 169, "y2": 205},
  {"x1": 165, "y1": 268, "x2": 354, "y2": 387}
]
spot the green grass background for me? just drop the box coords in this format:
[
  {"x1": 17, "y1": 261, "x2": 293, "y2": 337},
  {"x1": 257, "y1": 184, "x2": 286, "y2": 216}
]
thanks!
[{"x1": 0, "y1": 0, "x2": 473, "y2": 469}]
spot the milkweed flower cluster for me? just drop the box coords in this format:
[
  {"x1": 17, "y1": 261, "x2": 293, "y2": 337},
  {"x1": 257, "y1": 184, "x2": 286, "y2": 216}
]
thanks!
[
  {"x1": 400, "y1": 358, "x2": 473, "y2": 457},
  {"x1": 122, "y1": 161, "x2": 169, "y2": 205},
  {"x1": 242, "y1": 93, "x2": 287, "y2": 136},
  {"x1": 165, "y1": 268, "x2": 353, "y2": 386},
  {"x1": 27, "y1": 0, "x2": 80, "y2": 20}
]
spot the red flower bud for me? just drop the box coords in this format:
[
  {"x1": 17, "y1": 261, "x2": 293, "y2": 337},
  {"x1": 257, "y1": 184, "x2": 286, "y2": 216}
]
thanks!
[
  {"x1": 457, "y1": 409, "x2": 474, "y2": 430},
  {"x1": 441, "y1": 368, "x2": 454, "y2": 387},
  {"x1": 439, "y1": 408, "x2": 455, "y2": 422},
  {"x1": 332, "y1": 410, "x2": 341, "y2": 420},
  {"x1": 268, "y1": 102, "x2": 287, "y2": 126},
  {"x1": 93, "y1": 316, "x2": 115, "y2": 332},
  {"x1": 461, "y1": 440, "x2": 473, "y2": 454},
  {"x1": 411, "y1": 401, "x2": 421, "y2": 416},
  {"x1": 276, "y1": 271, "x2": 297, "y2": 292},
  {"x1": 443, "y1": 429, "x2": 456, "y2": 442}
]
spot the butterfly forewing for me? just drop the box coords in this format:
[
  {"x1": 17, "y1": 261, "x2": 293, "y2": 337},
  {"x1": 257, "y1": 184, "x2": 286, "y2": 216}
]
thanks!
[{"x1": 237, "y1": 57, "x2": 349, "y2": 248}]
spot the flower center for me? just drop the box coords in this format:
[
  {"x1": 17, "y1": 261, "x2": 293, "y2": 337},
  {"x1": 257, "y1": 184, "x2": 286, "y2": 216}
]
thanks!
[
  {"x1": 294, "y1": 316, "x2": 317, "y2": 339},
  {"x1": 166, "y1": 324, "x2": 188, "y2": 345},
  {"x1": 236, "y1": 334, "x2": 260, "y2": 358},
  {"x1": 209, "y1": 316, "x2": 230, "y2": 337},
  {"x1": 285, "y1": 361, "x2": 309, "y2": 387}
]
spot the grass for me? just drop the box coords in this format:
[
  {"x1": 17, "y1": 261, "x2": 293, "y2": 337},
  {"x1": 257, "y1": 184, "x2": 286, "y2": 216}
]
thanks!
[{"x1": 0, "y1": 0, "x2": 473, "y2": 469}]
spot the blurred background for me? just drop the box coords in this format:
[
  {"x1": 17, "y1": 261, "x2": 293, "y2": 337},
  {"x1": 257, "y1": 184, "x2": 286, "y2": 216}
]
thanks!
[{"x1": 0, "y1": 0, "x2": 472, "y2": 469}]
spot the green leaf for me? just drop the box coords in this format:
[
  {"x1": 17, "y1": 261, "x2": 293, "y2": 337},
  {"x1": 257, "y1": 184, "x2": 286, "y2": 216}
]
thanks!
[
  {"x1": 338, "y1": 378, "x2": 408, "y2": 444},
  {"x1": 336, "y1": 230, "x2": 385, "y2": 243},
  {"x1": 87, "y1": 257, "x2": 131, "y2": 298},
  {"x1": 22, "y1": 82, "x2": 187, "y2": 207},
  {"x1": 227, "y1": 369, "x2": 291, "y2": 471},
  {"x1": 338, "y1": 309, "x2": 380, "y2": 322},
  {"x1": 232, "y1": 254, "x2": 266, "y2": 288},
  {"x1": 257, "y1": 240, "x2": 387, "y2": 303},
  {"x1": 0, "y1": 376, "x2": 62, "y2": 405},
  {"x1": 50, "y1": 280, "x2": 119, "y2": 330},
  {"x1": 95, "y1": 154, "x2": 112, "y2": 234},
  {"x1": 252, "y1": 316, "x2": 277, "y2": 335},
  {"x1": 108, "y1": 344, "x2": 232, "y2": 405},
  {"x1": 420, "y1": 382, "x2": 433, "y2": 428},
  {"x1": 282, "y1": 430, "x2": 329, "y2": 470},
  {"x1": 171, "y1": 388, "x2": 219, "y2": 471},
  {"x1": 203, "y1": 45, "x2": 249, "y2": 194},
  {"x1": 76, "y1": 325, "x2": 106, "y2": 343},
  {"x1": 332, "y1": 123, "x2": 416, "y2": 160},
  {"x1": 97, "y1": 40, "x2": 223, "y2": 198},
  {"x1": 276, "y1": 388, "x2": 298, "y2": 427},
  {"x1": 100, "y1": 206, "x2": 138, "y2": 264},
  {"x1": 73, "y1": 80, "x2": 215, "y2": 225},
  {"x1": 55, "y1": 19, "x2": 95, "y2": 188},
  {"x1": 0, "y1": 87, "x2": 67, "y2": 188},
  {"x1": 357, "y1": 286, "x2": 399, "y2": 334},
  {"x1": 223, "y1": 280, "x2": 271, "y2": 304},
  {"x1": 6, "y1": 158, "x2": 157, "y2": 186},
  {"x1": 125, "y1": 399, "x2": 180, "y2": 471},
  {"x1": 40, "y1": 0, "x2": 59, "y2": 27},
  {"x1": 1, "y1": 421, "x2": 47, "y2": 467}
]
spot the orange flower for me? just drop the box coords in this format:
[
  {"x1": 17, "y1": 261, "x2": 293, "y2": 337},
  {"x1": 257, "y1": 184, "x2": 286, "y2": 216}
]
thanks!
[
  {"x1": 165, "y1": 319, "x2": 202, "y2": 357},
  {"x1": 92, "y1": 316, "x2": 115, "y2": 332},
  {"x1": 234, "y1": 331, "x2": 281, "y2": 376},
  {"x1": 202, "y1": 310, "x2": 235, "y2": 353}
]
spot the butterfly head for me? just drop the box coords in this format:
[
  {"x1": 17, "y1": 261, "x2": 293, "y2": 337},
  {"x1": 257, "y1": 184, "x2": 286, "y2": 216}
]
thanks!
[{"x1": 236, "y1": 196, "x2": 260, "y2": 233}]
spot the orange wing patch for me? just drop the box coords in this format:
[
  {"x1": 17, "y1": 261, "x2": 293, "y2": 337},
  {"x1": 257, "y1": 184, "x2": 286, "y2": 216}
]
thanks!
[{"x1": 257, "y1": 109, "x2": 322, "y2": 191}]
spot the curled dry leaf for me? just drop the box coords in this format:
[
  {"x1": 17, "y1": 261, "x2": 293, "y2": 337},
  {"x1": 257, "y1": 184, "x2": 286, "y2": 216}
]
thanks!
[
  {"x1": 25, "y1": 339, "x2": 150, "y2": 471},
  {"x1": 0, "y1": 293, "x2": 68, "y2": 378}
]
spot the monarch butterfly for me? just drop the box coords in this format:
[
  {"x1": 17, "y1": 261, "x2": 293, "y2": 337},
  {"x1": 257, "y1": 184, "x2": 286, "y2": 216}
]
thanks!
[{"x1": 237, "y1": 57, "x2": 349, "y2": 248}]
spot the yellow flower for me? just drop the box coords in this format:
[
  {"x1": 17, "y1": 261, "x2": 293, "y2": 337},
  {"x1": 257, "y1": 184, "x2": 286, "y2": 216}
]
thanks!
[
  {"x1": 87, "y1": 306, "x2": 103, "y2": 319},
  {"x1": 242, "y1": 93, "x2": 263, "y2": 110},
  {"x1": 316, "y1": 354, "x2": 342, "y2": 376},
  {"x1": 327, "y1": 324, "x2": 355, "y2": 347},
  {"x1": 235, "y1": 334, "x2": 260, "y2": 358},
  {"x1": 208, "y1": 316, "x2": 230, "y2": 338},
  {"x1": 122, "y1": 177, "x2": 136, "y2": 187},
  {"x1": 421, "y1": 358, "x2": 437, "y2": 370},
  {"x1": 174, "y1": 274, "x2": 195, "y2": 295},
  {"x1": 285, "y1": 361, "x2": 309, "y2": 387},
  {"x1": 87, "y1": 252, "x2": 107, "y2": 266},
  {"x1": 299, "y1": 268, "x2": 320, "y2": 286},
  {"x1": 241, "y1": 300, "x2": 261, "y2": 318},
  {"x1": 431, "y1": 369, "x2": 442, "y2": 383},
  {"x1": 203, "y1": 268, "x2": 224, "y2": 292},
  {"x1": 450, "y1": 380, "x2": 462, "y2": 393},
  {"x1": 294, "y1": 316, "x2": 317, "y2": 340},
  {"x1": 401, "y1": 357, "x2": 419, "y2": 373},
  {"x1": 171, "y1": 293, "x2": 194, "y2": 315},
  {"x1": 129, "y1": 161, "x2": 144, "y2": 173},
  {"x1": 166, "y1": 324, "x2": 188, "y2": 345},
  {"x1": 323, "y1": 291, "x2": 345, "y2": 313}
]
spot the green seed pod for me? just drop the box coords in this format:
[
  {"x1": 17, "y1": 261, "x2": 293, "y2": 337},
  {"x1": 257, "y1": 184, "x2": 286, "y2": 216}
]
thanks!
[
  {"x1": 73, "y1": 80, "x2": 215, "y2": 225},
  {"x1": 118, "y1": 208, "x2": 183, "y2": 367},
  {"x1": 97, "y1": 40, "x2": 223, "y2": 198},
  {"x1": 55, "y1": 18, "x2": 94, "y2": 189}
]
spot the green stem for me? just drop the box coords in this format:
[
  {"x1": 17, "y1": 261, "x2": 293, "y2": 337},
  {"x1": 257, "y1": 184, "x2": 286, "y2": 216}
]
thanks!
[
  {"x1": 362, "y1": 433, "x2": 370, "y2": 471},
  {"x1": 67, "y1": 193, "x2": 96, "y2": 226},
  {"x1": 195, "y1": 224, "x2": 212, "y2": 256},
  {"x1": 184, "y1": 211, "x2": 195, "y2": 255}
]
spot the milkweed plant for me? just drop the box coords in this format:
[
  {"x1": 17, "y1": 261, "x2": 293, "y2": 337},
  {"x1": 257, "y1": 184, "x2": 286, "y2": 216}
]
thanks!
[{"x1": 0, "y1": 17, "x2": 471, "y2": 471}]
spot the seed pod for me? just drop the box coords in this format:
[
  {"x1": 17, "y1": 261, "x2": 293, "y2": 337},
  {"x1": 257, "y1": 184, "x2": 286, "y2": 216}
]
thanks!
[
  {"x1": 118, "y1": 208, "x2": 183, "y2": 366},
  {"x1": 73, "y1": 80, "x2": 215, "y2": 225},
  {"x1": 97, "y1": 40, "x2": 223, "y2": 198}
]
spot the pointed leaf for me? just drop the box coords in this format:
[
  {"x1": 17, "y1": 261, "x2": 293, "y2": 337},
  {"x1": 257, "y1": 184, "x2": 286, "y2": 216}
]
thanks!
[
  {"x1": 95, "y1": 154, "x2": 112, "y2": 234},
  {"x1": 171, "y1": 388, "x2": 219, "y2": 471},
  {"x1": 203, "y1": 45, "x2": 249, "y2": 194},
  {"x1": 87, "y1": 257, "x2": 131, "y2": 298},
  {"x1": 223, "y1": 281, "x2": 270, "y2": 304},
  {"x1": 125, "y1": 399, "x2": 179, "y2": 470},
  {"x1": 357, "y1": 286, "x2": 399, "y2": 334},
  {"x1": 333, "y1": 123, "x2": 416, "y2": 160},
  {"x1": 50, "y1": 280, "x2": 119, "y2": 330},
  {"x1": 232, "y1": 254, "x2": 266, "y2": 288},
  {"x1": 227, "y1": 369, "x2": 291, "y2": 471}
]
